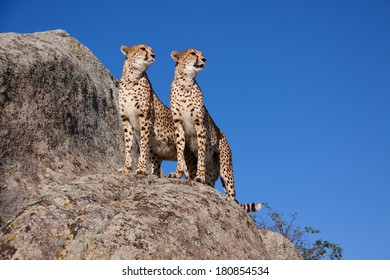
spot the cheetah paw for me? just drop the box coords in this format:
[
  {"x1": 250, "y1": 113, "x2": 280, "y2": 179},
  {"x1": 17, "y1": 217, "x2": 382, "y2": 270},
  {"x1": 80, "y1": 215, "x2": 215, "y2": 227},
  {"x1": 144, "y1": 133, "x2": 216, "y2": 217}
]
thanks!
[
  {"x1": 168, "y1": 171, "x2": 183, "y2": 179},
  {"x1": 118, "y1": 166, "x2": 131, "y2": 173},
  {"x1": 194, "y1": 176, "x2": 206, "y2": 184},
  {"x1": 136, "y1": 168, "x2": 148, "y2": 175}
]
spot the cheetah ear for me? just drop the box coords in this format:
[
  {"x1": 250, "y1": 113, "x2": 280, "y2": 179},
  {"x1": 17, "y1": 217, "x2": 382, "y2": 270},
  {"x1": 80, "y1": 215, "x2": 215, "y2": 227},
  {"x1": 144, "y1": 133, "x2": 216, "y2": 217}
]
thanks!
[
  {"x1": 170, "y1": 51, "x2": 180, "y2": 62},
  {"x1": 121, "y1": 46, "x2": 129, "y2": 56}
]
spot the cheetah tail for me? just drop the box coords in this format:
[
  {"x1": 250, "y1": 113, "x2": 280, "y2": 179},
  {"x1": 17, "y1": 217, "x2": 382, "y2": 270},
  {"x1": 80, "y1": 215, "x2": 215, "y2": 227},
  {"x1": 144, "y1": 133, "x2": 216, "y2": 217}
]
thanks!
[{"x1": 238, "y1": 202, "x2": 261, "y2": 213}]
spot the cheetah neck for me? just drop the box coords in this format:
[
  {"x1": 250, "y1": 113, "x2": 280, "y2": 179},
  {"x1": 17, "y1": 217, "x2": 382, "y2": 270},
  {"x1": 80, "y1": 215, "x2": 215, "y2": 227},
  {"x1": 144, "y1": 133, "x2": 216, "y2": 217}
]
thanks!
[
  {"x1": 173, "y1": 68, "x2": 197, "y2": 89},
  {"x1": 121, "y1": 63, "x2": 147, "y2": 85}
]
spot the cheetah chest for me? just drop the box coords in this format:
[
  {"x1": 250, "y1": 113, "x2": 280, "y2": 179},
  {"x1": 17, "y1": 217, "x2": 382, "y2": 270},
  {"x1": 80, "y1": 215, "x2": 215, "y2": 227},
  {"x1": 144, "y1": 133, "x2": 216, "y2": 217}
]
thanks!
[
  {"x1": 177, "y1": 101, "x2": 201, "y2": 152},
  {"x1": 120, "y1": 95, "x2": 143, "y2": 136}
]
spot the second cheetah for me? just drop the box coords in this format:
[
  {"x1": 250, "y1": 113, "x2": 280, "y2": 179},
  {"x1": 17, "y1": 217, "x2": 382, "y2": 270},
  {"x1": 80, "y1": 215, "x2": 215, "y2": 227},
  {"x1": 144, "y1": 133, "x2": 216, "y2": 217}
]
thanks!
[{"x1": 168, "y1": 48, "x2": 260, "y2": 212}]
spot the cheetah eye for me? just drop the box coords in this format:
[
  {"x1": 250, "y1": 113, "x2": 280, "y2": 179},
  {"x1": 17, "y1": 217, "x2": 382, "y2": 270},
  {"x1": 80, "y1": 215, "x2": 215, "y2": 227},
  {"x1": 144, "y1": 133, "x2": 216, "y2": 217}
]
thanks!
[
  {"x1": 190, "y1": 51, "x2": 196, "y2": 56},
  {"x1": 140, "y1": 47, "x2": 146, "y2": 51}
]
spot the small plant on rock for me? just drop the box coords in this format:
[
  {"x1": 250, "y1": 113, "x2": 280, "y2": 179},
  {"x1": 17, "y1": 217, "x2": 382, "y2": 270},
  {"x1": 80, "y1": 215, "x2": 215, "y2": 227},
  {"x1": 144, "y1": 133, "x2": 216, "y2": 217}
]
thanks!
[{"x1": 253, "y1": 202, "x2": 343, "y2": 260}]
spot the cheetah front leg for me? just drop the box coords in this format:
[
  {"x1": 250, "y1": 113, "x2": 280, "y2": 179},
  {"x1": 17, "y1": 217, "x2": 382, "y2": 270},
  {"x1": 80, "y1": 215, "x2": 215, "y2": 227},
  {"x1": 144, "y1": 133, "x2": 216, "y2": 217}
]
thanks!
[
  {"x1": 194, "y1": 123, "x2": 207, "y2": 184},
  {"x1": 205, "y1": 156, "x2": 220, "y2": 187},
  {"x1": 169, "y1": 120, "x2": 189, "y2": 179},
  {"x1": 118, "y1": 116, "x2": 134, "y2": 173},
  {"x1": 136, "y1": 114, "x2": 151, "y2": 175}
]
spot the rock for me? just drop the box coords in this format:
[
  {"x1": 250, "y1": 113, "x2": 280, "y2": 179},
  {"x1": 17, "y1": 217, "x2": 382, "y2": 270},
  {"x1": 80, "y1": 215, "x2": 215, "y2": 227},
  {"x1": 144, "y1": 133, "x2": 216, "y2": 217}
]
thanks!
[
  {"x1": 0, "y1": 30, "x2": 133, "y2": 224},
  {"x1": 1, "y1": 173, "x2": 270, "y2": 259},
  {"x1": 0, "y1": 30, "x2": 300, "y2": 260},
  {"x1": 0, "y1": 30, "x2": 122, "y2": 176},
  {"x1": 258, "y1": 230, "x2": 302, "y2": 260}
]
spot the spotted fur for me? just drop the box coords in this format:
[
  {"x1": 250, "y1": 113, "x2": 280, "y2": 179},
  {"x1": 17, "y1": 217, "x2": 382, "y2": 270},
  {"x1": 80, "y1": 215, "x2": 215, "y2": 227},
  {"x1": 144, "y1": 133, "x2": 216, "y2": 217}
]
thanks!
[
  {"x1": 118, "y1": 44, "x2": 196, "y2": 176},
  {"x1": 168, "y1": 49, "x2": 260, "y2": 212}
]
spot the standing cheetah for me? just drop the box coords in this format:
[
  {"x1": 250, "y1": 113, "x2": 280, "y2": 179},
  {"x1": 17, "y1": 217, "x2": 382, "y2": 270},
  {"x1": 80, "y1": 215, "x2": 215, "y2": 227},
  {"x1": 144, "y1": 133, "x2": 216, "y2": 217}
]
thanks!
[
  {"x1": 118, "y1": 44, "x2": 196, "y2": 176},
  {"x1": 168, "y1": 49, "x2": 260, "y2": 212}
]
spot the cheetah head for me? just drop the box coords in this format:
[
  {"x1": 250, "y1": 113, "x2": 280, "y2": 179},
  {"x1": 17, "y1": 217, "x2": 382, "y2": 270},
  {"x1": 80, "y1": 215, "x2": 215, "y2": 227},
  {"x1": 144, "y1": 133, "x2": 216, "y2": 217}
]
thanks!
[
  {"x1": 121, "y1": 44, "x2": 155, "y2": 71},
  {"x1": 171, "y1": 49, "x2": 206, "y2": 77}
]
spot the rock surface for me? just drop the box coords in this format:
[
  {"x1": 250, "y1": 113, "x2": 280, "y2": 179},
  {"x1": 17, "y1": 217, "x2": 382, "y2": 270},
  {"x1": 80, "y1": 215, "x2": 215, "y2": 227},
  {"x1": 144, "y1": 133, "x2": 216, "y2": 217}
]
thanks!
[
  {"x1": 258, "y1": 230, "x2": 302, "y2": 260},
  {"x1": 0, "y1": 30, "x2": 300, "y2": 259},
  {"x1": 1, "y1": 173, "x2": 270, "y2": 259},
  {"x1": 0, "y1": 30, "x2": 134, "y2": 223}
]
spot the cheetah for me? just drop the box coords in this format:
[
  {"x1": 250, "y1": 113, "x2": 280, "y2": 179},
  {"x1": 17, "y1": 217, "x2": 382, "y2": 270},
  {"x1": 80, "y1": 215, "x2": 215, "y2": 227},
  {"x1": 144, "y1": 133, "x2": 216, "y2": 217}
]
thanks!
[
  {"x1": 117, "y1": 44, "x2": 196, "y2": 176},
  {"x1": 168, "y1": 48, "x2": 260, "y2": 212}
]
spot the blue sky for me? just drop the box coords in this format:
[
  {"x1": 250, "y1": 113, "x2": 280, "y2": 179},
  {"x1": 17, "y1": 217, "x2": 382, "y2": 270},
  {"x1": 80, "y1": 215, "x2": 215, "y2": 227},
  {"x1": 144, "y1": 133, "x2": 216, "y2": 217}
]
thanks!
[{"x1": 1, "y1": 0, "x2": 389, "y2": 260}]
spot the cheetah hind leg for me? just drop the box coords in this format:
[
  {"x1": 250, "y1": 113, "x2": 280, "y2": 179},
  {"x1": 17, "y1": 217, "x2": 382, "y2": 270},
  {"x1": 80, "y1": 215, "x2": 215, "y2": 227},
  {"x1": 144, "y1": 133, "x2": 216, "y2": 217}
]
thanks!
[
  {"x1": 184, "y1": 147, "x2": 197, "y2": 180},
  {"x1": 150, "y1": 152, "x2": 163, "y2": 177},
  {"x1": 205, "y1": 156, "x2": 220, "y2": 187}
]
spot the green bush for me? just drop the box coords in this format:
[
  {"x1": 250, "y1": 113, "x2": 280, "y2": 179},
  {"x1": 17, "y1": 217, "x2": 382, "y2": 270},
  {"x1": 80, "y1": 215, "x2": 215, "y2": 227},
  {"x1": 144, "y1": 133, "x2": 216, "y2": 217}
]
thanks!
[{"x1": 254, "y1": 202, "x2": 343, "y2": 260}]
